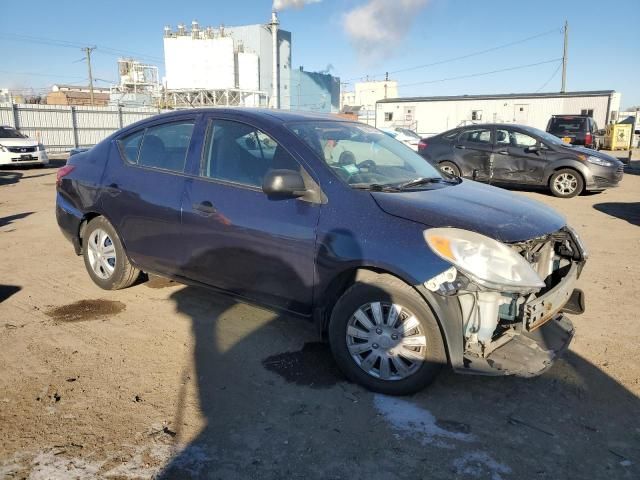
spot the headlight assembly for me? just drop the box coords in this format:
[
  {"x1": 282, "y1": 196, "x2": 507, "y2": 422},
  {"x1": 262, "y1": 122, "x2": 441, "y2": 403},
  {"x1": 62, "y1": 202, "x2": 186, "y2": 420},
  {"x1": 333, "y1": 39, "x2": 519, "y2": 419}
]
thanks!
[
  {"x1": 586, "y1": 155, "x2": 613, "y2": 167},
  {"x1": 0, "y1": 144, "x2": 7, "y2": 152},
  {"x1": 424, "y1": 228, "x2": 545, "y2": 292}
]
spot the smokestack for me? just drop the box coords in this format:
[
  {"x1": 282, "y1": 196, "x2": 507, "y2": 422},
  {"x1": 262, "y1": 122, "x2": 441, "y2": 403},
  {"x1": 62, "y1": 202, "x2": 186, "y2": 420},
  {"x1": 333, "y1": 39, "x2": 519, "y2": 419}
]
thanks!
[{"x1": 270, "y1": 11, "x2": 280, "y2": 109}]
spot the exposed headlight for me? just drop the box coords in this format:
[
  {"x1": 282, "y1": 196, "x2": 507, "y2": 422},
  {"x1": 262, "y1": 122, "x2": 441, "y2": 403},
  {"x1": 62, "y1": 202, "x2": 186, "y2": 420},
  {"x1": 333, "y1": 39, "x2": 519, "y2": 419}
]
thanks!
[
  {"x1": 424, "y1": 228, "x2": 545, "y2": 292},
  {"x1": 38, "y1": 143, "x2": 46, "y2": 151},
  {"x1": 586, "y1": 155, "x2": 613, "y2": 167}
]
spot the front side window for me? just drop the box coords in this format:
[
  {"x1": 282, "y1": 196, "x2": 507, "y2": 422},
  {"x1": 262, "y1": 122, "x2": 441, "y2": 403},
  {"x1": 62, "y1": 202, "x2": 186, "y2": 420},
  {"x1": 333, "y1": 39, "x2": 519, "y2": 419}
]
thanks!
[
  {"x1": 459, "y1": 128, "x2": 492, "y2": 144},
  {"x1": 118, "y1": 121, "x2": 194, "y2": 172},
  {"x1": 289, "y1": 121, "x2": 443, "y2": 188},
  {"x1": 497, "y1": 129, "x2": 537, "y2": 148},
  {"x1": 202, "y1": 119, "x2": 300, "y2": 187}
]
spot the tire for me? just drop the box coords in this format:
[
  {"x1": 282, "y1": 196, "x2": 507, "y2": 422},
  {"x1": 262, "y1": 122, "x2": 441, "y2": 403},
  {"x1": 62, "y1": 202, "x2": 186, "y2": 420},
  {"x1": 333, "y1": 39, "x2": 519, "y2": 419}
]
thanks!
[
  {"x1": 328, "y1": 273, "x2": 447, "y2": 395},
  {"x1": 439, "y1": 161, "x2": 461, "y2": 177},
  {"x1": 549, "y1": 169, "x2": 584, "y2": 198},
  {"x1": 82, "y1": 216, "x2": 140, "y2": 290}
]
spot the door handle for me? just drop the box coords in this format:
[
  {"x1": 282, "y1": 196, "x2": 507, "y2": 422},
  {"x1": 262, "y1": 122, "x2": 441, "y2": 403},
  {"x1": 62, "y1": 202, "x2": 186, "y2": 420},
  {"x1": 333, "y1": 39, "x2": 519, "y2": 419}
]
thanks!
[
  {"x1": 454, "y1": 144, "x2": 466, "y2": 149},
  {"x1": 104, "y1": 183, "x2": 121, "y2": 196},
  {"x1": 192, "y1": 201, "x2": 217, "y2": 215},
  {"x1": 497, "y1": 150, "x2": 509, "y2": 155}
]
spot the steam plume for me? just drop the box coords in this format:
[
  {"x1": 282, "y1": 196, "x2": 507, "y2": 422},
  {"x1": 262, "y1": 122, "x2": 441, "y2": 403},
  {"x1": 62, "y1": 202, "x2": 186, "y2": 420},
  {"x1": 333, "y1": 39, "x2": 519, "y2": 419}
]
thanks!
[
  {"x1": 273, "y1": 0, "x2": 321, "y2": 10},
  {"x1": 344, "y1": 0, "x2": 429, "y2": 61}
]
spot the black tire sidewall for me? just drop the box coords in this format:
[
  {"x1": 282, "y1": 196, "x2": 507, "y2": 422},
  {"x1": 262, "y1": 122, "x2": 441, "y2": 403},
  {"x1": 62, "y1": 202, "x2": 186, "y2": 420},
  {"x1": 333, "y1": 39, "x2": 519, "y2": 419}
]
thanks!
[
  {"x1": 328, "y1": 280, "x2": 446, "y2": 395},
  {"x1": 82, "y1": 217, "x2": 130, "y2": 290},
  {"x1": 550, "y1": 169, "x2": 584, "y2": 198}
]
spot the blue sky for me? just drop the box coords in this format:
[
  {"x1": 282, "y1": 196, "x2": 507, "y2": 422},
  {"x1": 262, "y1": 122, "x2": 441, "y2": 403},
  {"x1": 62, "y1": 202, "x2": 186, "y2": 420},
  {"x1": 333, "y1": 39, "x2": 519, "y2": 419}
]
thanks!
[{"x1": 2, "y1": 0, "x2": 638, "y2": 107}]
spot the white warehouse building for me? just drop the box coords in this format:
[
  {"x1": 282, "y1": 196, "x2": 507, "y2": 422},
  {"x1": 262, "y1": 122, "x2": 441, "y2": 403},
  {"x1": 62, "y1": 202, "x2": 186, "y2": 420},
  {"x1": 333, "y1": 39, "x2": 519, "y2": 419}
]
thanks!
[
  {"x1": 163, "y1": 17, "x2": 291, "y2": 108},
  {"x1": 376, "y1": 90, "x2": 621, "y2": 137}
]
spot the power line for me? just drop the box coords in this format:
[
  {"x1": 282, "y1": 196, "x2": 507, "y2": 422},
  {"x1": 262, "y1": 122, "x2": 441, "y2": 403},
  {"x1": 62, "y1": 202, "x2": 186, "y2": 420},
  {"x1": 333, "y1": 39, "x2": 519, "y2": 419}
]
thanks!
[
  {"x1": 0, "y1": 32, "x2": 164, "y2": 63},
  {"x1": 343, "y1": 27, "x2": 562, "y2": 83},
  {"x1": 535, "y1": 61, "x2": 563, "y2": 93},
  {"x1": 397, "y1": 58, "x2": 562, "y2": 88}
]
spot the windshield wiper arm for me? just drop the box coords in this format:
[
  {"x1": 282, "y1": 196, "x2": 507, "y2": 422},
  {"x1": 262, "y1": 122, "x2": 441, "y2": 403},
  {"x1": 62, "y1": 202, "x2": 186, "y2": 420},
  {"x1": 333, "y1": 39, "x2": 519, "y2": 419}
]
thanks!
[
  {"x1": 398, "y1": 177, "x2": 442, "y2": 189},
  {"x1": 351, "y1": 183, "x2": 401, "y2": 192}
]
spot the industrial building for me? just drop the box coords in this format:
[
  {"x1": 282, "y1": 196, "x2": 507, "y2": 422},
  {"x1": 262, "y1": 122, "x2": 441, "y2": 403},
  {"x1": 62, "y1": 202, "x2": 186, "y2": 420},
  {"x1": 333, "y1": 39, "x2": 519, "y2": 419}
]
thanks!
[
  {"x1": 162, "y1": 14, "x2": 290, "y2": 108},
  {"x1": 46, "y1": 84, "x2": 111, "y2": 107},
  {"x1": 109, "y1": 58, "x2": 160, "y2": 107},
  {"x1": 376, "y1": 90, "x2": 621, "y2": 136},
  {"x1": 341, "y1": 79, "x2": 399, "y2": 125},
  {"x1": 290, "y1": 67, "x2": 340, "y2": 113}
]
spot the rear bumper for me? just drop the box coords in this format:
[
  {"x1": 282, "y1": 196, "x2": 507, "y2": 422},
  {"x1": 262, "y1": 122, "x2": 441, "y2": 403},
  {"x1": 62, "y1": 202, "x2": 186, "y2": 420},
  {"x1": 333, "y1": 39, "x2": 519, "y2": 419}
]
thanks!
[{"x1": 56, "y1": 192, "x2": 83, "y2": 255}]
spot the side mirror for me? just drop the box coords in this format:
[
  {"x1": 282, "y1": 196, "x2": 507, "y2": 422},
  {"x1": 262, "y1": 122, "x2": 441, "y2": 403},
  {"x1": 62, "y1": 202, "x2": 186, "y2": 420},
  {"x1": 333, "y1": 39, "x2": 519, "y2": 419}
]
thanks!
[
  {"x1": 525, "y1": 145, "x2": 540, "y2": 153},
  {"x1": 262, "y1": 169, "x2": 307, "y2": 198}
]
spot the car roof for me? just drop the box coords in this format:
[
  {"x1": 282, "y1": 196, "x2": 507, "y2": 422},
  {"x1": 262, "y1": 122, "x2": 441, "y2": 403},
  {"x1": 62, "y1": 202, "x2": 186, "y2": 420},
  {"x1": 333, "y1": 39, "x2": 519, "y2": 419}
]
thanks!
[{"x1": 145, "y1": 108, "x2": 349, "y2": 124}]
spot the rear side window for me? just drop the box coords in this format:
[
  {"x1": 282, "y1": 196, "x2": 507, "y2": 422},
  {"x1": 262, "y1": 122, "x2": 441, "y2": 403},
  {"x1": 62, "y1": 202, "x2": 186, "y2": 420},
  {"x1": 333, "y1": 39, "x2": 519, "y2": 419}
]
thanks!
[
  {"x1": 117, "y1": 121, "x2": 195, "y2": 173},
  {"x1": 459, "y1": 128, "x2": 492, "y2": 144}
]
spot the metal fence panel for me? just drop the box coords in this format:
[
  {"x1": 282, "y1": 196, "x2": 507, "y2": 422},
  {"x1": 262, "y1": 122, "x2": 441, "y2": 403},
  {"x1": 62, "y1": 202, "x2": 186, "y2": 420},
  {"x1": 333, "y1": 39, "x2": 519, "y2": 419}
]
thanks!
[{"x1": 0, "y1": 102, "x2": 160, "y2": 152}]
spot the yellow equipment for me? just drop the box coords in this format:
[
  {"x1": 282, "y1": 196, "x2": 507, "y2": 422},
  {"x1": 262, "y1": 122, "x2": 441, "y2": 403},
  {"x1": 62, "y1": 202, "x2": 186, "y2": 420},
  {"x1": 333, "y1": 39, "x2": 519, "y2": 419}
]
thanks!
[{"x1": 603, "y1": 124, "x2": 632, "y2": 150}]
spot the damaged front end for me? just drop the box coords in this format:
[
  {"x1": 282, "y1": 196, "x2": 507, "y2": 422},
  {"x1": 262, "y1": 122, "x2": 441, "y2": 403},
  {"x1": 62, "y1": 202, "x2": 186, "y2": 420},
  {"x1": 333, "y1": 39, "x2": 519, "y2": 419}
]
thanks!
[{"x1": 423, "y1": 226, "x2": 587, "y2": 377}]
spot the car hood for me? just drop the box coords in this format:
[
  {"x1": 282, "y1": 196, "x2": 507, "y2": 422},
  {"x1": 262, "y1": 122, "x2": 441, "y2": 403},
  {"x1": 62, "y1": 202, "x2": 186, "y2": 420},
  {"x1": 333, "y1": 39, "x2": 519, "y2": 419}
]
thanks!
[
  {"x1": 560, "y1": 145, "x2": 622, "y2": 164},
  {"x1": 371, "y1": 180, "x2": 566, "y2": 243},
  {"x1": 0, "y1": 138, "x2": 38, "y2": 147}
]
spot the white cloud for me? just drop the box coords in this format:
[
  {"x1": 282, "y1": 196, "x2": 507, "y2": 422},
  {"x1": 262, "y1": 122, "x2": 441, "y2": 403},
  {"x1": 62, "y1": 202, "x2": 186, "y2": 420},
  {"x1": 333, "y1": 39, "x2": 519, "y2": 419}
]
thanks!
[
  {"x1": 273, "y1": 0, "x2": 322, "y2": 10},
  {"x1": 344, "y1": 0, "x2": 429, "y2": 61}
]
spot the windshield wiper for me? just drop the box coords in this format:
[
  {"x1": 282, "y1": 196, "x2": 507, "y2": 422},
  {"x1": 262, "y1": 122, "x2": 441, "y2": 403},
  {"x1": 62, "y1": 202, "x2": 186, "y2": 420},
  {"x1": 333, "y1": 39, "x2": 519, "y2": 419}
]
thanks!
[
  {"x1": 397, "y1": 177, "x2": 443, "y2": 189},
  {"x1": 351, "y1": 183, "x2": 401, "y2": 192}
]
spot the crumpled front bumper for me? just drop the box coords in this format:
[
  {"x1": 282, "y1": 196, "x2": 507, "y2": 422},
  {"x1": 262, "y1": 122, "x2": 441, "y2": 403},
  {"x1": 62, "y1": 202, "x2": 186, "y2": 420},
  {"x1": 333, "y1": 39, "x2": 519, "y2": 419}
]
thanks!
[{"x1": 458, "y1": 314, "x2": 574, "y2": 377}]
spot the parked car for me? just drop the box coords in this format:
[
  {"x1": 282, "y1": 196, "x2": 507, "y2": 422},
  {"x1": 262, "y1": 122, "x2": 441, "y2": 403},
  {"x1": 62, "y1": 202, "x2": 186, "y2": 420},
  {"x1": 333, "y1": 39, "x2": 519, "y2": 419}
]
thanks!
[
  {"x1": 56, "y1": 109, "x2": 587, "y2": 394},
  {"x1": 0, "y1": 126, "x2": 49, "y2": 167},
  {"x1": 418, "y1": 123, "x2": 623, "y2": 198},
  {"x1": 546, "y1": 114, "x2": 600, "y2": 149},
  {"x1": 380, "y1": 127, "x2": 422, "y2": 151}
]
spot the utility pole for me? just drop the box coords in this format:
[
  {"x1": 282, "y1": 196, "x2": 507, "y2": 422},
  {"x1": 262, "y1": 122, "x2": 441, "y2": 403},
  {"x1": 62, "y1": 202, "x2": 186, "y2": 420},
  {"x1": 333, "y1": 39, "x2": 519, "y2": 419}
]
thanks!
[
  {"x1": 561, "y1": 20, "x2": 568, "y2": 93},
  {"x1": 83, "y1": 46, "x2": 96, "y2": 105}
]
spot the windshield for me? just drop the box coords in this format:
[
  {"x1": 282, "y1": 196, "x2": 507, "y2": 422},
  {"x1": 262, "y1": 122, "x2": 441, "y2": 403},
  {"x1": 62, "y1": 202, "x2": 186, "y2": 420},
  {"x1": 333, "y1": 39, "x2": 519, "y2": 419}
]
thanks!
[
  {"x1": 288, "y1": 121, "x2": 443, "y2": 188},
  {"x1": 548, "y1": 117, "x2": 586, "y2": 133},
  {"x1": 519, "y1": 125, "x2": 567, "y2": 147},
  {"x1": 0, "y1": 127, "x2": 26, "y2": 139}
]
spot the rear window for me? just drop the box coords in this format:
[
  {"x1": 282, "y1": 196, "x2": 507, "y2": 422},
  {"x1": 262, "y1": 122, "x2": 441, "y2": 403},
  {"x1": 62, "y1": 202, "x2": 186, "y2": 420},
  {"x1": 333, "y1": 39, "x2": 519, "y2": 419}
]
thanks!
[{"x1": 548, "y1": 117, "x2": 586, "y2": 133}]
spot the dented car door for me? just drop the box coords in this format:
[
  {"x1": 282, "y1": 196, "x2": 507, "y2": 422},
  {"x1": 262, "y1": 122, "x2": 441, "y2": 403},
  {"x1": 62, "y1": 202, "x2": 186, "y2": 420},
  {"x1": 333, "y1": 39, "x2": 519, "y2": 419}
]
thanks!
[{"x1": 491, "y1": 128, "x2": 548, "y2": 184}]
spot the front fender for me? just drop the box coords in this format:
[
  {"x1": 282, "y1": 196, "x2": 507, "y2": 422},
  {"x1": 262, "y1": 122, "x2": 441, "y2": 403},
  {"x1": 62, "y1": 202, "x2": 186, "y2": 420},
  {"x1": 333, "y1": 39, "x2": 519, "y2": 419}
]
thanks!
[{"x1": 544, "y1": 159, "x2": 593, "y2": 185}]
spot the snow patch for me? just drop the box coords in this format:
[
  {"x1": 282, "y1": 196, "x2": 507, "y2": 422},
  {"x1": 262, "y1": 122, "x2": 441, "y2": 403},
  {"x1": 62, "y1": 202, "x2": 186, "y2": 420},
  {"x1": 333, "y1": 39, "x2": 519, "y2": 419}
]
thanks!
[
  {"x1": 373, "y1": 394, "x2": 473, "y2": 446},
  {"x1": 452, "y1": 451, "x2": 512, "y2": 480}
]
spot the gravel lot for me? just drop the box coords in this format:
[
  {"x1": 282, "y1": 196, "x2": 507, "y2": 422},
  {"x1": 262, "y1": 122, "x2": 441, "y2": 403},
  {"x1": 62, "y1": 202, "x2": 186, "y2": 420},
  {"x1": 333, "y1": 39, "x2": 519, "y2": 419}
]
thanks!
[{"x1": 1, "y1": 155, "x2": 639, "y2": 480}]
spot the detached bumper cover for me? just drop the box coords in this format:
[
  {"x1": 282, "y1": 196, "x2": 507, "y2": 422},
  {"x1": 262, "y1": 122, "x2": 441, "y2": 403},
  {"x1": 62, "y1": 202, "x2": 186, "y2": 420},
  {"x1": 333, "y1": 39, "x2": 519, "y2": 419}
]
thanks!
[{"x1": 460, "y1": 315, "x2": 575, "y2": 377}]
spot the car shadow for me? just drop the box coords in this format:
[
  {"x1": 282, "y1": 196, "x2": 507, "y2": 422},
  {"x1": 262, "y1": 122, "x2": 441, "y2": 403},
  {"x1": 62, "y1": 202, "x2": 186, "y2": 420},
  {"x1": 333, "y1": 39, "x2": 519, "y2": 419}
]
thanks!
[
  {"x1": 0, "y1": 212, "x2": 34, "y2": 228},
  {"x1": 154, "y1": 247, "x2": 640, "y2": 479},
  {"x1": 593, "y1": 202, "x2": 640, "y2": 226},
  {"x1": 0, "y1": 170, "x2": 23, "y2": 186},
  {"x1": 0, "y1": 284, "x2": 21, "y2": 303}
]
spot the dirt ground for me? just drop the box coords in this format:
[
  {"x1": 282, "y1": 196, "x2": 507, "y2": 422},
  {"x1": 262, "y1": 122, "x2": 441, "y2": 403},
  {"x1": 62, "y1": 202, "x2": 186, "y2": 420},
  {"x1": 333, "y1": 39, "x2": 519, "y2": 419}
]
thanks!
[{"x1": 0, "y1": 154, "x2": 639, "y2": 480}]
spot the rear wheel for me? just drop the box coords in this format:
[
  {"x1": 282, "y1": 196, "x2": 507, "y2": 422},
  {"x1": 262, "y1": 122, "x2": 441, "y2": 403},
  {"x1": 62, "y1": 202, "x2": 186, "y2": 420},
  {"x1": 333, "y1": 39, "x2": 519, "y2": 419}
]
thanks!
[
  {"x1": 328, "y1": 273, "x2": 446, "y2": 395},
  {"x1": 550, "y1": 169, "x2": 584, "y2": 198},
  {"x1": 439, "y1": 161, "x2": 461, "y2": 177},
  {"x1": 82, "y1": 216, "x2": 140, "y2": 290}
]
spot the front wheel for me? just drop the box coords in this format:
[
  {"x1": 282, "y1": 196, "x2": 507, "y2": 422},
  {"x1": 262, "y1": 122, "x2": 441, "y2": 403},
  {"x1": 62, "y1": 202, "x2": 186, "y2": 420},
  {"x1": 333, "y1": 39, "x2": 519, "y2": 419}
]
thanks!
[
  {"x1": 439, "y1": 161, "x2": 461, "y2": 177},
  {"x1": 549, "y1": 169, "x2": 584, "y2": 198},
  {"x1": 328, "y1": 273, "x2": 446, "y2": 395},
  {"x1": 82, "y1": 216, "x2": 141, "y2": 290}
]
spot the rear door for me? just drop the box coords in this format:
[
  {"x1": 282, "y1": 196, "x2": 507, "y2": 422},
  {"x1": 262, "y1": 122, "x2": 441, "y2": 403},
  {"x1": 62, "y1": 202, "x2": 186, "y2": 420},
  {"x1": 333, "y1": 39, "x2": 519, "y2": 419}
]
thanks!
[
  {"x1": 99, "y1": 115, "x2": 198, "y2": 274},
  {"x1": 179, "y1": 115, "x2": 321, "y2": 315},
  {"x1": 491, "y1": 127, "x2": 548, "y2": 184},
  {"x1": 453, "y1": 127, "x2": 493, "y2": 180}
]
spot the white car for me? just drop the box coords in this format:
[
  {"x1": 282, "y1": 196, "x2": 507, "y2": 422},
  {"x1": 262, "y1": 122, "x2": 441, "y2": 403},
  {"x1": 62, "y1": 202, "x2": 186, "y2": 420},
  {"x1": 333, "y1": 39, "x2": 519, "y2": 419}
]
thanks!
[
  {"x1": 0, "y1": 126, "x2": 48, "y2": 166},
  {"x1": 380, "y1": 127, "x2": 422, "y2": 151}
]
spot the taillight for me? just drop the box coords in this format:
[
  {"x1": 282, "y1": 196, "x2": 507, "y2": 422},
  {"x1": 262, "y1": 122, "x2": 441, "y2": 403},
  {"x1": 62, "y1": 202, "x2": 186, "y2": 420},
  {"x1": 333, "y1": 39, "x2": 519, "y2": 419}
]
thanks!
[
  {"x1": 585, "y1": 132, "x2": 592, "y2": 146},
  {"x1": 418, "y1": 140, "x2": 428, "y2": 151},
  {"x1": 56, "y1": 165, "x2": 75, "y2": 187}
]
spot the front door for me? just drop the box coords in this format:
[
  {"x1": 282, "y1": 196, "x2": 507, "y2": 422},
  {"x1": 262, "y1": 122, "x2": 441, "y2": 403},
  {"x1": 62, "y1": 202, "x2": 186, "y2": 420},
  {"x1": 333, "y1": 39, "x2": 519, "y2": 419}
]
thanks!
[
  {"x1": 453, "y1": 127, "x2": 494, "y2": 180},
  {"x1": 99, "y1": 116, "x2": 197, "y2": 274},
  {"x1": 491, "y1": 127, "x2": 547, "y2": 184},
  {"x1": 180, "y1": 117, "x2": 321, "y2": 315}
]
